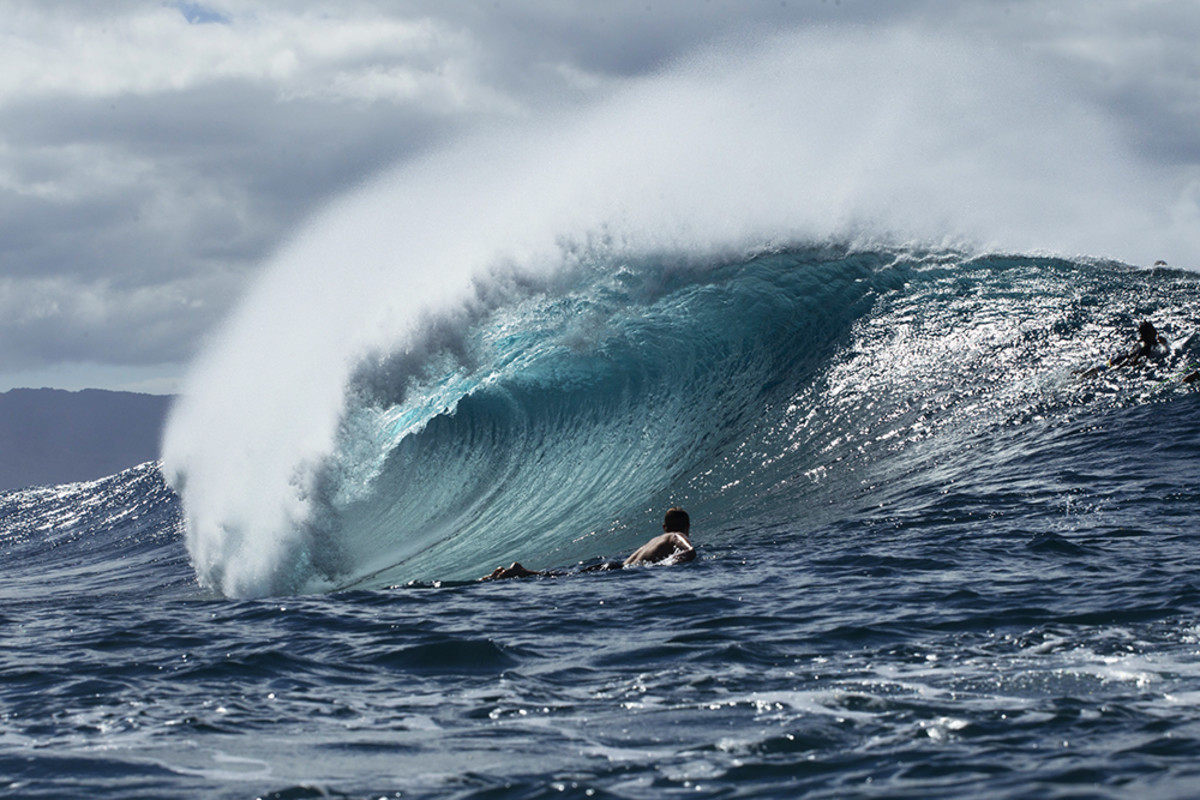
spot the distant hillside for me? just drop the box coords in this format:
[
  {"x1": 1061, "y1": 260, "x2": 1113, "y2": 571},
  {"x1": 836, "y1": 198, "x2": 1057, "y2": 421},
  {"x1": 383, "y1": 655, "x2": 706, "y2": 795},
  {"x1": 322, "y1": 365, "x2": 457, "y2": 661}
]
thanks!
[{"x1": 0, "y1": 389, "x2": 173, "y2": 491}]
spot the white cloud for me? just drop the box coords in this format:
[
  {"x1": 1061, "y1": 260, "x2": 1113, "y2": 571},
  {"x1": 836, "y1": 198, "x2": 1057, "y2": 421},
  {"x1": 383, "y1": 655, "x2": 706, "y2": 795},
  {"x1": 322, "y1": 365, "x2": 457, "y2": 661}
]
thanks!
[{"x1": 0, "y1": 1, "x2": 549, "y2": 124}]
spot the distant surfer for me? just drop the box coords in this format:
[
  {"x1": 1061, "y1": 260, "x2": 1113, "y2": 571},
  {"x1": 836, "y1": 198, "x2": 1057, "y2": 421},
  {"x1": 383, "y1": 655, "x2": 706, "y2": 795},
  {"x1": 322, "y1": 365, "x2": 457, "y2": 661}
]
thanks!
[
  {"x1": 1109, "y1": 320, "x2": 1168, "y2": 368},
  {"x1": 480, "y1": 507, "x2": 695, "y2": 581},
  {"x1": 1077, "y1": 320, "x2": 1168, "y2": 378}
]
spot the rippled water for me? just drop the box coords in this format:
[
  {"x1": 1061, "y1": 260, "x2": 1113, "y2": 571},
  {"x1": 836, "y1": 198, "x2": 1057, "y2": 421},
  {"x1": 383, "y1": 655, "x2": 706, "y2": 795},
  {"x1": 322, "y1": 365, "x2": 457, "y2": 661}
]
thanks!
[
  {"x1": 5, "y1": 250, "x2": 1200, "y2": 798},
  {"x1": 6, "y1": 395, "x2": 1200, "y2": 799}
]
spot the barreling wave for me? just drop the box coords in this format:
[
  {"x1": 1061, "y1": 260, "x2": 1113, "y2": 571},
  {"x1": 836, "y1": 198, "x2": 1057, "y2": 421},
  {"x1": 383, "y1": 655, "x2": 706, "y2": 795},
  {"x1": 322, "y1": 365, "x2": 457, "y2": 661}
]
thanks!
[
  {"x1": 306, "y1": 244, "x2": 890, "y2": 588},
  {"x1": 177, "y1": 244, "x2": 1200, "y2": 595},
  {"x1": 162, "y1": 26, "x2": 1200, "y2": 597}
]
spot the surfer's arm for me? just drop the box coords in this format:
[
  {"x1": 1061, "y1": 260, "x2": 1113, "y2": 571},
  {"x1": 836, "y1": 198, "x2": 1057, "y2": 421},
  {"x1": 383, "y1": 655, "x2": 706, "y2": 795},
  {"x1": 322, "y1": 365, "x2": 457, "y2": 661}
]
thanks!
[
  {"x1": 479, "y1": 562, "x2": 544, "y2": 581},
  {"x1": 1109, "y1": 344, "x2": 1141, "y2": 368}
]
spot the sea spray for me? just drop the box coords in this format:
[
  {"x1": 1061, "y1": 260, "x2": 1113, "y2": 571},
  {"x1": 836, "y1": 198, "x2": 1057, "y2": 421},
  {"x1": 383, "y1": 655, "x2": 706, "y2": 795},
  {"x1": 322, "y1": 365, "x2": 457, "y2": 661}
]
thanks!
[{"x1": 161, "y1": 28, "x2": 1195, "y2": 597}]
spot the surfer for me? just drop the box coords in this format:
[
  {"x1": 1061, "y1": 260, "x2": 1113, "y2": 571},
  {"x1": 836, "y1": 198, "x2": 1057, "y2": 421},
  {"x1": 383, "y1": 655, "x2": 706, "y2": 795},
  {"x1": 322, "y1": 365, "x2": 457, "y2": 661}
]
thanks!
[
  {"x1": 479, "y1": 507, "x2": 695, "y2": 581},
  {"x1": 621, "y1": 506, "x2": 695, "y2": 566},
  {"x1": 1077, "y1": 320, "x2": 1168, "y2": 378},
  {"x1": 1108, "y1": 320, "x2": 1168, "y2": 368}
]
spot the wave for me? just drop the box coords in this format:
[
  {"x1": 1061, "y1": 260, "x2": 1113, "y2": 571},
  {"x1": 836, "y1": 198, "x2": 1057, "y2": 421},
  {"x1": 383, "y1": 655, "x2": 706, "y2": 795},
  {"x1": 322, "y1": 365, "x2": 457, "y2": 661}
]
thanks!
[
  {"x1": 171, "y1": 242, "x2": 1200, "y2": 595},
  {"x1": 161, "y1": 27, "x2": 1200, "y2": 597},
  {"x1": 0, "y1": 463, "x2": 191, "y2": 604}
]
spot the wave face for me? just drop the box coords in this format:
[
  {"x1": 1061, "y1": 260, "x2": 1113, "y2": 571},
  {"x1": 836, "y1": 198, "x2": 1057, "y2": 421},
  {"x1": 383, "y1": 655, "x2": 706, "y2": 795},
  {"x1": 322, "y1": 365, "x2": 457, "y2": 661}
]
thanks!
[
  {"x1": 161, "y1": 28, "x2": 1200, "y2": 597},
  {"x1": 169, "y1": 242, "x2": 1200, "y2": 595}
]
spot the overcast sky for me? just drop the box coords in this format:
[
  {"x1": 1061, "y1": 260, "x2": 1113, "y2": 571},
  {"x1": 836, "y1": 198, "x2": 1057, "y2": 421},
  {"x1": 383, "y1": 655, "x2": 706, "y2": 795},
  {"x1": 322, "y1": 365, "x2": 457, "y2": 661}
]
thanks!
[{"x1": 2, "y1": 0, "x2": 1199, "y2": 394}]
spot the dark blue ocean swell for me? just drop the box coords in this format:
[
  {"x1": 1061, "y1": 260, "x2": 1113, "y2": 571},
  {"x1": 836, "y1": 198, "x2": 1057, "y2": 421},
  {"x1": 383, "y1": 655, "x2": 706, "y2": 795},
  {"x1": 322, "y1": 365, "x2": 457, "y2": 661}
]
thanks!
[
  {"x1": 0, "y1": 463, "x2": 192, "y2": 605},
  {"x1": 5, "y1": 397, "x2": 1200, "y2": 800}
]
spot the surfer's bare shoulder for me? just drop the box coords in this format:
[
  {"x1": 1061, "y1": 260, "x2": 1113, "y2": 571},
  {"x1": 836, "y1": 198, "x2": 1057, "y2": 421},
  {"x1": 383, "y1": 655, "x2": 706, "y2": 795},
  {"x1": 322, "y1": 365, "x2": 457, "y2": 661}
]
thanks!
[{"x1": 623, "y1": 531, "x2": 695, "y2": 567}]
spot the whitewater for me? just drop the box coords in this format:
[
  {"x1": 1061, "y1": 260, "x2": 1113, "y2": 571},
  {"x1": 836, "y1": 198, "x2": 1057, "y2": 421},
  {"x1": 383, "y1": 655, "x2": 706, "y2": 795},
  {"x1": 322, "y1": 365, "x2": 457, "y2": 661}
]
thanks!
[{"x1": 5, "y1": 27, "x2": 1200, "y2": 799}]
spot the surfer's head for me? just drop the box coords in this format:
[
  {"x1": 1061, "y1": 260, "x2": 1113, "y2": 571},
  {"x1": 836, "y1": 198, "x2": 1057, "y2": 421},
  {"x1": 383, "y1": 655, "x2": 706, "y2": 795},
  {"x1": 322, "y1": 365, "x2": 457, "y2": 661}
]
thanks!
[
  {"x1": 1138, "y1": 320, "x2": 1158, "y2": 344},
  {"x1": 663, "y1": 507, "x2": 690, "y2": 534}
]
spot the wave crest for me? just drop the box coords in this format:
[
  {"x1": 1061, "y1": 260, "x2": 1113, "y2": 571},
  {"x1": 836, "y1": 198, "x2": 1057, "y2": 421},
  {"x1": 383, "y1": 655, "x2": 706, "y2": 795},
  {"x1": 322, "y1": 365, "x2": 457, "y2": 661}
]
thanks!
[{"x1": 163, "y1": 26, "x2": 1196, "y2": 597}]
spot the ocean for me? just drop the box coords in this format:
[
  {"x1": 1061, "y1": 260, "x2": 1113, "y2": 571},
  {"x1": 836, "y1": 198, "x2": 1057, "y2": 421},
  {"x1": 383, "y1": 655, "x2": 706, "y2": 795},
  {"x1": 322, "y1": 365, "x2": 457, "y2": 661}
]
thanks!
[{"x1": 4, "y1": 245, "x2": 1200, "y2": 799}]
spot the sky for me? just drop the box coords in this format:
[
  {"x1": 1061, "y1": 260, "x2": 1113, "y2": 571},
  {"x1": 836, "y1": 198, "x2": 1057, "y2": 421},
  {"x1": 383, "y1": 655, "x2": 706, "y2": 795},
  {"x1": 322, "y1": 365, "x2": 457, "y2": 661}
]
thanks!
[{"x1": 2, "y1": 0, "x2": 1199, "y2": 394}]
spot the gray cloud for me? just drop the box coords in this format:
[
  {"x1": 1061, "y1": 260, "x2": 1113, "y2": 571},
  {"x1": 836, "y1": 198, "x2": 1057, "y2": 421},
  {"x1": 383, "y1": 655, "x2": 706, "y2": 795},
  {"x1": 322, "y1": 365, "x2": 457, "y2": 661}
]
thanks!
[{"x1": 2, "y1": 0, "x2": 1199, "y2": 391}]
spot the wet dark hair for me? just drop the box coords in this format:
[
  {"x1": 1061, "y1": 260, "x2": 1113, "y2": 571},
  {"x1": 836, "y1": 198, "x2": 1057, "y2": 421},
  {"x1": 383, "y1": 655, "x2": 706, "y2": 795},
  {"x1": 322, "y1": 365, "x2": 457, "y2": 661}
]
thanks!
[{"x1": 663, "y1": 507, "x2": 690, "y2": 533}]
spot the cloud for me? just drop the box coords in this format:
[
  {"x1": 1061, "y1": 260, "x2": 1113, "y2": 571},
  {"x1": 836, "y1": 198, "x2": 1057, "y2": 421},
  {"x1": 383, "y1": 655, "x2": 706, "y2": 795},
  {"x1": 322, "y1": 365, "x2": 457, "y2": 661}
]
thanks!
[
  {"x1": 1, "y1": 0, "x2": 1199, "y2": 391},
  {"x1": 0, "y1": 3, "x2": 505, "y2": 389},
  {"x1": 0, "y1": 272, "x2": 225, "y2": 371}
]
